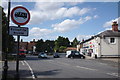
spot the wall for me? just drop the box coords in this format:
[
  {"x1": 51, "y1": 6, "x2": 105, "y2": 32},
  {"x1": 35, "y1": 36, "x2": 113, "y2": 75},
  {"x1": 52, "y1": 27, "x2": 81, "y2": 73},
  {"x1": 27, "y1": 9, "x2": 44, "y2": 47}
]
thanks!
[
  {"x1": 118, "y1": 37, "x2": 120, "y2": 56},
  {"x1": 101, "y1": 37, "x2": 119, "y2": 57}
]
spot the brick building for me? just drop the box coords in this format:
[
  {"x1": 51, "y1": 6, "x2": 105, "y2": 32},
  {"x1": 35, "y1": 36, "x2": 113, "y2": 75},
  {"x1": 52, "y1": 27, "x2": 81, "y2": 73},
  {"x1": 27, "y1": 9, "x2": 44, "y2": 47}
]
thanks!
[{"x1": 15, "y1": 39, "x2": 36, "y2": 53}]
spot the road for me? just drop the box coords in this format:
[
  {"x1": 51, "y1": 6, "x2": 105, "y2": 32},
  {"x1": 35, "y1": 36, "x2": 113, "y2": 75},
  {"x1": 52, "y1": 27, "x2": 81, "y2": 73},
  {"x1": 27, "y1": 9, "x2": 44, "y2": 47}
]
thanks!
[{"x1": 8, "y1": 53, "x2": 119, "y2": 79}]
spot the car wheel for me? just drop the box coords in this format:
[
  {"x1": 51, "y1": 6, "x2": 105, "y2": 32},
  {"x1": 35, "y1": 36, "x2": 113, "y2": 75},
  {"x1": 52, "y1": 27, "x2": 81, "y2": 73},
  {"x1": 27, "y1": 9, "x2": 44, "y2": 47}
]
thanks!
[
  {"x1": 79, "y1": 56, "x2": 81, "y2": 59},
  {"x1": 83, "y1": 56, "x2": 85, "y2": 59},
  {"x1": 71, "y1": 56, "x2": 74, "y2": 59}
]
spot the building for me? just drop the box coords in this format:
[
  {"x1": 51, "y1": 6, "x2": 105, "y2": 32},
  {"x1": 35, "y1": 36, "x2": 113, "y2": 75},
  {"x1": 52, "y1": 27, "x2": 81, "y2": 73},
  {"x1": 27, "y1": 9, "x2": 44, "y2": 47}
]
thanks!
[
  {"x1": 15, "y1": 39, "x2": 37, "y2": 54},
  {"x1": 78, "y1": 22, "x2": 120, "y2": 58}
]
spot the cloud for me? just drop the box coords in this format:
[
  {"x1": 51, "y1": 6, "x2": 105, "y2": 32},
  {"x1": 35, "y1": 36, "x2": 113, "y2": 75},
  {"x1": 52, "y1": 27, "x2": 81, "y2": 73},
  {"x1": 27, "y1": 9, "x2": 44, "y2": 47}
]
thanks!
[
  {"x1": 77, "y1": 35, "x2": 92, "y2": 41},
  {"x1": 93, "y1": 15, "x2": 99, "y2": 19},
  {"x1": 30, "y1": 27, "x2": 53, "y2": 37},
  {"x1": 30, "y1": 2, "x2": 94, "y2": 25},
  {"x1": 19, "y1": 27, "x2": 57, "y2": 41},
  {"x1": 103, "y1": 17, "x2": 120, "y2": 28},
  {"x1": 52, "y1": 16, "x2": 92, "y2": 32}
]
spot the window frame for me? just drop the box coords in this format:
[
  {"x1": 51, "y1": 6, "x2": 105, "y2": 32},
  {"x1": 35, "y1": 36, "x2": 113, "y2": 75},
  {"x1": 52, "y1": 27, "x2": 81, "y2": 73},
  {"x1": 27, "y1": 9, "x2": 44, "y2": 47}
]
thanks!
[{"x1": 109, "y1": 37, "x2": 116, "y2": 44}]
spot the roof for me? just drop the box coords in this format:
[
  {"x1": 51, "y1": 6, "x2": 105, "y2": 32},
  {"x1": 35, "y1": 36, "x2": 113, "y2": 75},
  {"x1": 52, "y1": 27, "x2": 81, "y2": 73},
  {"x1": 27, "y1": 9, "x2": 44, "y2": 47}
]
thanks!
[
  {"x1": 64, "y1": 47, "x2": 77, "y2": 51},
  {"x1": 97, "y1": 30, "x2": 120, "y2": 37},
  {"x1": 80, "y1": 30, "x2": 120, "y2": 44}
]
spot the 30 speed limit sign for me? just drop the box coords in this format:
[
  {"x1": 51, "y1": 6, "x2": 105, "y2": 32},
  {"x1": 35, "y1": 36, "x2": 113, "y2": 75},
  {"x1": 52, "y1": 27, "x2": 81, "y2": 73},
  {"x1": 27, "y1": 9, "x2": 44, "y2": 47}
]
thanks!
[{"x1": 11, "y1": 6, "x2": 30, "y2": 25}]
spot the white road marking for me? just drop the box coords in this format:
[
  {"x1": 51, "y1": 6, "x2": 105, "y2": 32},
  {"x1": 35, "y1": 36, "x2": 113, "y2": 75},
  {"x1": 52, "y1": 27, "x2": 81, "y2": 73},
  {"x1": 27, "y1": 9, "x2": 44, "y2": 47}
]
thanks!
[
  {"x1": 21, "y1": 61, "x2": 25, "y2": 65},
  {"x1": 76, "y1": 66, "x2": 97, "y2": 71},
  {"x1": 58, "y1": 62, "x2": 70, "y2": 66},
  {"x1": 99, "y1": 63, "x2": 107, "y2": 65},
  {"x1": 24, "y1": 60, "x2": 36, "y2": 80},
  {"x1": 107, "y1": 73, "x2": 118, "y2": 77},
  {"x1": 48, "y1": 60, "x2": 54, "y2": 62}
]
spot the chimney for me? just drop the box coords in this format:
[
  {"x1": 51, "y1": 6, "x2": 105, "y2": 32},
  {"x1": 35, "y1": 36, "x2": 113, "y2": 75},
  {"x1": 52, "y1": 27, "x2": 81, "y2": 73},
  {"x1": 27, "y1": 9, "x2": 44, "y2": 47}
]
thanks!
[{"x1": 112, "y1": 21, "x2": 118, "y2": 31}]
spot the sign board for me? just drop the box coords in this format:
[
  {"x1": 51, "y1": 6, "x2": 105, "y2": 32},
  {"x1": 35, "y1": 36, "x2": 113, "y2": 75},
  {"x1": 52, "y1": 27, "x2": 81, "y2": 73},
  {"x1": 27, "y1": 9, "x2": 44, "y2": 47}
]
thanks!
[
  {"x1": 11, "y1": 6, "x2": 30, "y2": 25},
  {"x1": 9, "y1": 26, "x2": 28, "y2": 36}
]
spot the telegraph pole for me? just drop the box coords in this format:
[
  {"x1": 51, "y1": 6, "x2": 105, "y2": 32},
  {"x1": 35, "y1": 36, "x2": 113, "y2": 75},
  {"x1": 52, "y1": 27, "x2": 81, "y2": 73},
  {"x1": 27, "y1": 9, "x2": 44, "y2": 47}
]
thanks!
[{"x1": 2, "y1": 0, "x2": 11, "y2": 80}]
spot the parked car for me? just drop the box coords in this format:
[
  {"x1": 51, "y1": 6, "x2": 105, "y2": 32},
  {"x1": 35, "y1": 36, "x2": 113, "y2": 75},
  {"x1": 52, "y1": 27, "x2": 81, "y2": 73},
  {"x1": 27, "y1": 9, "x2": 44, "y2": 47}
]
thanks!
[
  {"x1": 38, "y1": 52, "x2": 47, "y2": 58},
  {"x1": 66, "y1": 50, "x2": 85, "y2": 59},
  {"x1": 53, "y1": 53, "x2": 60, "y2": 58}
]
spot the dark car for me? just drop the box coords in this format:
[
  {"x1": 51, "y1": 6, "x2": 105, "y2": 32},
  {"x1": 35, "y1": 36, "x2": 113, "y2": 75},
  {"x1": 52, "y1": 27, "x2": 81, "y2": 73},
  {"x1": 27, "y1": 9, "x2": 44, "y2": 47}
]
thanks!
[
  {"x1": 68, "y1": 52, "x2": 85, "y2": 59},
  {"x1": 53, "y1": 53, "x2": 60, "y2": 58},
  {"x1": 38, "y1": 52, "x2": 47, "y2": 58}
]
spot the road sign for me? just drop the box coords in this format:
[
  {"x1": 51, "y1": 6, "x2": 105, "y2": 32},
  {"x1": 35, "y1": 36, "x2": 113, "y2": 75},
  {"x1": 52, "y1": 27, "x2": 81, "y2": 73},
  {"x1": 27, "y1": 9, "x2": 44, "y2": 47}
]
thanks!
[
  {"x1": 9, "y1": 26, "x2": 28, "y2": 36},
  {"x1": 11, "y1": 6, "x2": 30, "y2": 25}
]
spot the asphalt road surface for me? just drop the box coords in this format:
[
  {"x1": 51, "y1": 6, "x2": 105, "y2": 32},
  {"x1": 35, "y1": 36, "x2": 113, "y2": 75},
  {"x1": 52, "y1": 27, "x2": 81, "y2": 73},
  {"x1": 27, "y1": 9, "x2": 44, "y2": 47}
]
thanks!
[{"x1": 8, "y1": 53, "x2": 119, "y2": 79}]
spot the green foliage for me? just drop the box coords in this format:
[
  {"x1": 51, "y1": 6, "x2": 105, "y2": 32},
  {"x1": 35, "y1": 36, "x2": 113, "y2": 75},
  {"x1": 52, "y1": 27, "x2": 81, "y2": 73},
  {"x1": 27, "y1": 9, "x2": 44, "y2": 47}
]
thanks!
[
  {"x1": 35, "y1": 39, "x2": 44, "y2": 52},
  {"x1": 71, "y1": 37, "x2": 79, "y2": 47},
  {"x1": 59, "y1": 46, "x2": 67, "y2": 52},
  {"x1": 54, "y1": 36, "x2": 70, "y2": 52},
  {"x1": 35, "y1": 39, "x2": 55, "y2": 53},
  {"x1": 1, "y1": 6, "x2": 15, "y2": 53}
]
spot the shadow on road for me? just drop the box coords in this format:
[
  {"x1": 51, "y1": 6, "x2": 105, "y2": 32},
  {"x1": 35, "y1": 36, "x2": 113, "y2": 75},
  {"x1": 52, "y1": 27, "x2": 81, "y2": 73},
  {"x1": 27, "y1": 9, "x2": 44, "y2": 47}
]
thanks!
[
  {"x1": 34, "y1": 69, "x2": 61, "y2": 77},
  {"x1": 7, "y1": 69, "x2": 61, "y2": 79}
]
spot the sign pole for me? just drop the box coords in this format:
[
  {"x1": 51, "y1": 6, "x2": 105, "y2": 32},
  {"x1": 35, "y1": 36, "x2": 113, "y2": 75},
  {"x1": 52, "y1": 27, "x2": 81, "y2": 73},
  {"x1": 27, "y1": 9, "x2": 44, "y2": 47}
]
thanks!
[
  {"x1": 11, "y1": 6, "x2": 30, "y2": 79},
  {"x1": 15, "y1": 25, "x2": 20, "y2": 80}
]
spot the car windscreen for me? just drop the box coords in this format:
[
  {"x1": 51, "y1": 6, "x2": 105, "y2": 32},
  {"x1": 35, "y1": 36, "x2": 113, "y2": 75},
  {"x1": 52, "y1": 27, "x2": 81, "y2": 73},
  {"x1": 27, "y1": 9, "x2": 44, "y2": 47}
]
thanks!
[{"x1": 75, "y1": 52, "x2": 80, "y2": 55}]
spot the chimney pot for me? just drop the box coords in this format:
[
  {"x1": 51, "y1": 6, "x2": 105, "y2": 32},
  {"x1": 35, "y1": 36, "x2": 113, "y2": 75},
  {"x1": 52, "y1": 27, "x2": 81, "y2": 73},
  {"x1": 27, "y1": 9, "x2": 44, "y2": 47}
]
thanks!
[{"x1": 112, "y1": 21, "x2": 118, "y2": 31}]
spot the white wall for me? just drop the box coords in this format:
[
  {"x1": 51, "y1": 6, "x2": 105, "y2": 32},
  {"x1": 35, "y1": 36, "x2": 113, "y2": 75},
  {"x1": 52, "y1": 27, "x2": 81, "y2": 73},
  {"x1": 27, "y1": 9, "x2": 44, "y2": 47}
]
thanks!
[
  {"x1": 118, "y1": 37, "x2": 120, "y2": 56},
  {"x1": 101, "y1": 37, "x2": 119, "y2": 57}
]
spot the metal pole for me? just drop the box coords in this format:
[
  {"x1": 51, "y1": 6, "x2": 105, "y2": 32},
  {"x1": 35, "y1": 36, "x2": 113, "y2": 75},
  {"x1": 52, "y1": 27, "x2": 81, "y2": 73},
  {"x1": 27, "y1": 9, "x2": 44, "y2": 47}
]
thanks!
[
  {"x1": 15, "y1": 25, "x2": 20, "y2": 80},
  {"x1": 2, "y1": 0, "x2": 11, "y2": 80}
]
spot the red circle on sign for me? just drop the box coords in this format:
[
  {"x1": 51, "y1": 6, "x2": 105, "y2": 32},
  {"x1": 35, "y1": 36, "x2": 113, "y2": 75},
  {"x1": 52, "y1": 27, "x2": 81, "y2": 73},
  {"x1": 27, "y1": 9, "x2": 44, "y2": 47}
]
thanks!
[{"x1": 11, "y1": 6, "x2": 30, "y2": 25}]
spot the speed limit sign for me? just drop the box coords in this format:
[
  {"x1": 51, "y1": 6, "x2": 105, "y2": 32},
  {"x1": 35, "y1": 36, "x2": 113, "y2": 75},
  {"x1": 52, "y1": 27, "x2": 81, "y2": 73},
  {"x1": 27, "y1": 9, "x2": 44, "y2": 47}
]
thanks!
[{"x1": 11, "y1": 6, "x2": 30, "y2": 25}]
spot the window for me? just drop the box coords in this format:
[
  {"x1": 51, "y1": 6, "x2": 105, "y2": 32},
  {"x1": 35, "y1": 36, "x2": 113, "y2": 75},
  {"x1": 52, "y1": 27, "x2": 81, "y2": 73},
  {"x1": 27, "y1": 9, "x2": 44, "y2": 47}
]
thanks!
[{"x1": 110, "y1": 38, "x2": 115, "y2": 44}]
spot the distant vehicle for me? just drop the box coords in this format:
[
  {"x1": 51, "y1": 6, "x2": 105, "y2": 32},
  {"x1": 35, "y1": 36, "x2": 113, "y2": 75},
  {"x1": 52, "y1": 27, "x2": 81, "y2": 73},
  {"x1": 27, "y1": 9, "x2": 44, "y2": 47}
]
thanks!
[
  {"x1": 28, "y1": 51, "x2": 33, "y2": 55},
  {"x1": 53, "y1": 53, "x2": 60, "y2": 58},
  {"x1": 66, "y1": 50, "x2": 85, "y2": 59},
  {"x1": 38, "y1": 52, "x2": 47, "y2": 58},
  {"x1": 19, "y1": 49, "x2": 27, "y2": 58}
]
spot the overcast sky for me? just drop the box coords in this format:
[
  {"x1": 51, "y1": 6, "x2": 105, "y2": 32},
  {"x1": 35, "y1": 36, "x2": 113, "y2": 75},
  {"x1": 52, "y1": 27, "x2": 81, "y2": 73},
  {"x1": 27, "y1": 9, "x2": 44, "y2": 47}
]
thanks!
[{"x1": 1, "y1": 0, "x2": 120, "y2": 42}]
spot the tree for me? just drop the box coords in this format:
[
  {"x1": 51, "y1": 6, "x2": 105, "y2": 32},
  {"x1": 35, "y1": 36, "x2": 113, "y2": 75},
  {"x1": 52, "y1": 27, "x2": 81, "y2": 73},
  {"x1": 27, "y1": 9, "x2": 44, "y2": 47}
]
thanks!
[
  {"x1": 44, "y1": 40, "x2": 55, "y2": 53},
  {"x1": 35, "y1": 39, "x2": 55, "y2": 53},
  {"x1": 59, "y1": 46, "x2": 67, "y2": 52},
  {"x1": 54, "y1": 41, "x2": 59, "y2": 52},
  {"x1": 64, "y1": 38, "x2": 70, "y2": 47},
  {"x1": 72, "y1": 37, "x2": 79, "y2": 47},
  {"x1": 35, "y1": 39, "x2": 44, "y2": 52},
  {"x1": 1, "y1": 6, "x2": 15, "y2": 53},
  {"x1": 54, "y1": 36, "x2": 70, "y2": 52}
]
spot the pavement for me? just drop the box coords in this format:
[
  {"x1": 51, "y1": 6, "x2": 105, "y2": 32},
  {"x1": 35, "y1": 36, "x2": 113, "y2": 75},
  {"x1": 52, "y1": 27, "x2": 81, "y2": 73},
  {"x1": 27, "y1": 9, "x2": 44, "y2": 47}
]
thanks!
[{"x1": 85, "y1": 55, "x2": 119, "y2": 63}]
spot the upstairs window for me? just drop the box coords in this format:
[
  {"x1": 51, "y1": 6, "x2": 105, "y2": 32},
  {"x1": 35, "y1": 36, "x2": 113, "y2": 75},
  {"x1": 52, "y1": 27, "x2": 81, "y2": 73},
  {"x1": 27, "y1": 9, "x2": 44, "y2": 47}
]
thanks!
[{"x1": 110, "y1": 38, "x2": 116, "y2": 44}]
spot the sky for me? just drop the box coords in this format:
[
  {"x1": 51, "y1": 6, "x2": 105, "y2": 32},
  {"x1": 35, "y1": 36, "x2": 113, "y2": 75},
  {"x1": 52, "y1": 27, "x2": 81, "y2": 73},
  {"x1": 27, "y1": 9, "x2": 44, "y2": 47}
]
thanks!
[{"x1": 1, "y1": 0, "x2": 120, "y2": 42}]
